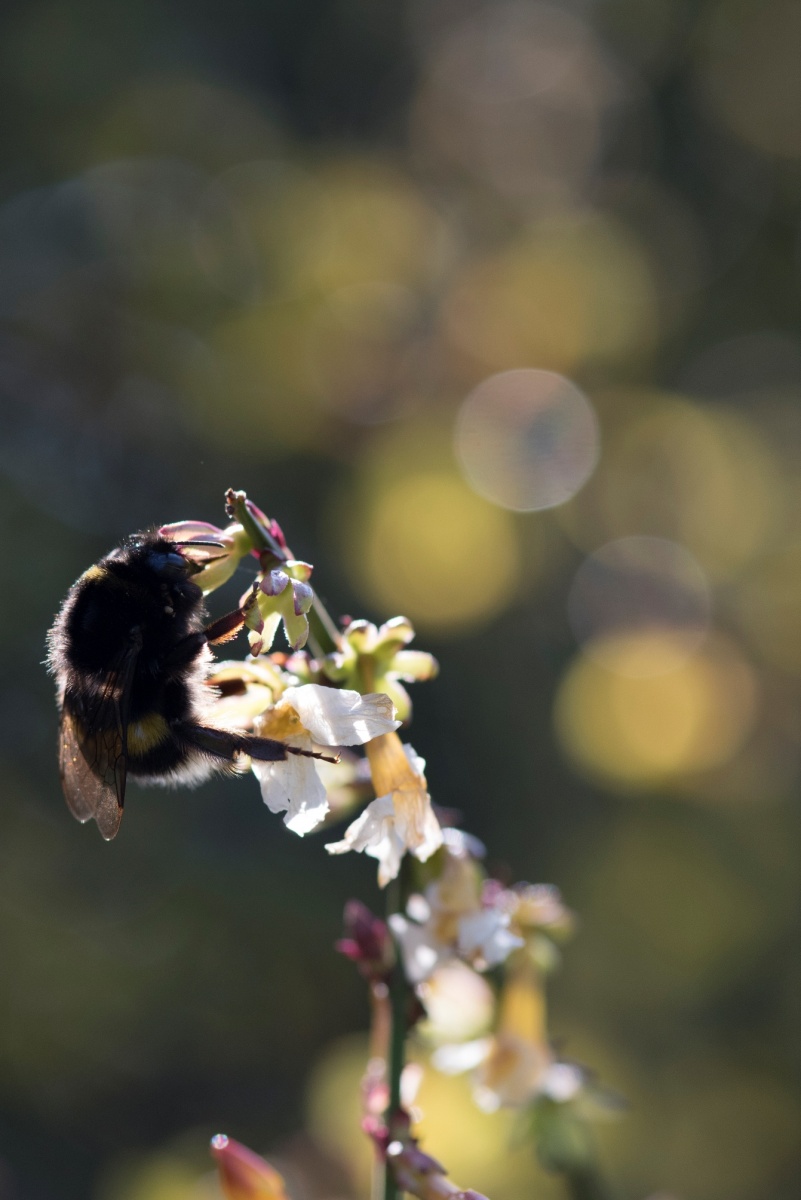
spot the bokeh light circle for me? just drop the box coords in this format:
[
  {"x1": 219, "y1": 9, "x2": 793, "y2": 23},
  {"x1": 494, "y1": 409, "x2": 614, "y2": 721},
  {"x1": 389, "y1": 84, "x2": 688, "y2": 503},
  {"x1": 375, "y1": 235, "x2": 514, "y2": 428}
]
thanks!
[
  {"x1": 567, "y1": 536, "x2": 711, "y2": 676},
  {"x1": 358, "y1": 471, "x2": 520, "y2": 631},
  {"x1": 554, "y1": 633, "x2": 758, "y2": 789},
  {"x1": 455, "y1": 368, "x2": 600, "y2": 511}
]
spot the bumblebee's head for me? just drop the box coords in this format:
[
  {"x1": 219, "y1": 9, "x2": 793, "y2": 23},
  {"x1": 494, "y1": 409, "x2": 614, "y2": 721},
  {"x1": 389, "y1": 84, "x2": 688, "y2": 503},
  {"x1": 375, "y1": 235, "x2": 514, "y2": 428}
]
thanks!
[
  {"x1": 107, "y1": 535, "x2": 201, "y2": 582},
  {"x1": 144, "y1": 545, "x2": 195, "y2": 580}
]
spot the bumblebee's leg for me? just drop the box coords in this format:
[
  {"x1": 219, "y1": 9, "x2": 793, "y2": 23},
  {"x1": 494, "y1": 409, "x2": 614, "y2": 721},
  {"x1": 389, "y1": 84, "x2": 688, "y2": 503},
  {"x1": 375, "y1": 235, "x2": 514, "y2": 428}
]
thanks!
[
  {"x1": 177, "y1": 722, "x2": 338, "y2": 764},
  {"x1": 202, "y1": 608, "x2": 248, "y2": 645},
  {"x1": 202, "y1": 585, "x2": 259, "y2": 646}
]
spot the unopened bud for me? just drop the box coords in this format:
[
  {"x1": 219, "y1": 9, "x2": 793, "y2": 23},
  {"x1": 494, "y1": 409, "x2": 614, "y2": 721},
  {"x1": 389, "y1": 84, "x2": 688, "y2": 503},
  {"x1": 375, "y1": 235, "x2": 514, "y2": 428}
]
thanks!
[
  {"x1": 336, "y1": 900, "x2": 396, "y2": 982},
  {"x1": 210, "y1": 1134, "x2": 290, "y2": 1200}
]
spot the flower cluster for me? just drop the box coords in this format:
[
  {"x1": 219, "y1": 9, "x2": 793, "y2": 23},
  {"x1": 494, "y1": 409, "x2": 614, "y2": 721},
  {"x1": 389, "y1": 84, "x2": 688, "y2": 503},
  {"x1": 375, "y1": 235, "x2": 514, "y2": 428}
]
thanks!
[
  {"x1": 167, "y1": 497, "x2": 443, "y2": 869},
  {"x1": 324, "y1": 616, "x2": 438, "y2": 722},
  {"x1": 431, "y1": 957, "x2": 583, "y2": 1114},
  {"x1": 168, "y1": 491, "x2": 618, "y2": 1200},
  {"x1": 390, "y1": 832, "x2": 524, "y2": 983},
  {"x1": 327, "y1": 734, "x2": 443, "y2": 885}
]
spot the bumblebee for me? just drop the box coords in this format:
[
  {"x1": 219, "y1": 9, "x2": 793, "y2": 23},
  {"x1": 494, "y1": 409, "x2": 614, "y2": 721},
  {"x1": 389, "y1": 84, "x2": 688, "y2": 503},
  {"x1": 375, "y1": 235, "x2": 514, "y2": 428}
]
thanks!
[{"x1": 47, "y1": 530, "x2": 326, "y2": 840}]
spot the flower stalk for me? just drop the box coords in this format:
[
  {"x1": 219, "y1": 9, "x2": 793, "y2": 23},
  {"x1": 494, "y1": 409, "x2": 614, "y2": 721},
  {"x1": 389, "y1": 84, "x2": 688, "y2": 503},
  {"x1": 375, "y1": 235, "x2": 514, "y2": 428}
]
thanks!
[{"x1": 384, "y1": 863, "x2": 411, "y2": 1200}]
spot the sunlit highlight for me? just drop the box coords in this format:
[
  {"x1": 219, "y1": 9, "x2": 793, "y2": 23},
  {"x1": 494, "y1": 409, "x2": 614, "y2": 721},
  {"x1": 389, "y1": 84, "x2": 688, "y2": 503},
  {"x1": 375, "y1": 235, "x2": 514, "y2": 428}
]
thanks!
[
  {"x1": 555, "y1": 634, "x2": 758, "y2": 788},
  {"x1": 455, "y1": 368, "x2": 599, "y2": 512},
  {"x1": 355, "y1": 471, "x2": 520, "y2": 632}
]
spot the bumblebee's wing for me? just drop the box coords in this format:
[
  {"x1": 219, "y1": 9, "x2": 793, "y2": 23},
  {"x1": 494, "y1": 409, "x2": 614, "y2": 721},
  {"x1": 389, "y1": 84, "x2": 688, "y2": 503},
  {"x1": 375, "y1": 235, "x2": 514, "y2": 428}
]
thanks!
[
  {"x1": 59, "y1": 707, "x2": 127, "y2": 840},
  {"x1": 59, "y1": 631, "x2": 142, "y2": 841}
]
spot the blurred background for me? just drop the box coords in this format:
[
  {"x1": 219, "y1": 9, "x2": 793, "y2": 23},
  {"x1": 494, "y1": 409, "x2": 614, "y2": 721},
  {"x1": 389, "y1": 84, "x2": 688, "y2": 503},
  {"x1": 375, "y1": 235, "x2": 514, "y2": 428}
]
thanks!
[{"x1": 1, "y1": 0, "x2": 800, "y2": 1197}]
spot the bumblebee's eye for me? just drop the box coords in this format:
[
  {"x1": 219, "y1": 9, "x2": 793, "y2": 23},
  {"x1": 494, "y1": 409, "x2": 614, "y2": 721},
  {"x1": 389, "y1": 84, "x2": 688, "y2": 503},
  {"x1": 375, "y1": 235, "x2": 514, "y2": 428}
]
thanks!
[{"x1": 147, "y1": 550, "x2": 189, "y2": 580}]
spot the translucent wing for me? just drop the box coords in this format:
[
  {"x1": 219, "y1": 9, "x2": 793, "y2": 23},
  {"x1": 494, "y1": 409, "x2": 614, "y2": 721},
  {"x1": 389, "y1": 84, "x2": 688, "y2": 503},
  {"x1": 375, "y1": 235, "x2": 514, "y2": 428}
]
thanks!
[
  {"x1": 58, "y1": 630, "x2": 142, "y2": 841},
  {"x1": 59, "y1": 707, "x2": 126, "y2": 839}
]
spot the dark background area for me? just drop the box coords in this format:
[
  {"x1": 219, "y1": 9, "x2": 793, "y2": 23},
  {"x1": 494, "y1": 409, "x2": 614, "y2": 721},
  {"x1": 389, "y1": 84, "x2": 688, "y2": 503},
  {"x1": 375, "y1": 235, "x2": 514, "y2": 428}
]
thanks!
[{"x1": 0, "y1": 1, "x2": 800, "y2": 1197}]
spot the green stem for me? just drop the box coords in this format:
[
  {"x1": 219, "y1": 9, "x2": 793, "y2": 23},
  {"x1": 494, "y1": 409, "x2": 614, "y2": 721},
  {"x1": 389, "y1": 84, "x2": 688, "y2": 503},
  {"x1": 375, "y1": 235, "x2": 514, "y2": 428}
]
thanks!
[
  {"x1": 308, "y1": 600, "x2": 340, "y2": 657},
  {"x1": 384, "y1": 863, "x2": 410, "y2": 1200}
]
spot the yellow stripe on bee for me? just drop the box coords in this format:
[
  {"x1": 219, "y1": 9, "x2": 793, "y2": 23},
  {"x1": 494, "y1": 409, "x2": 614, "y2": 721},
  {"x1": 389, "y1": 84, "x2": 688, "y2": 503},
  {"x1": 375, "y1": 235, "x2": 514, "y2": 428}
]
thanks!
[
  {"x1": 127, "y1": 713, "x2": 170, "y2": 753},
  {"x1": 81, "y1": 565, "x2": 107, "y2": 582},
  {"x1": 81, "y1": 564, "x2": 130, "y2": 590}
]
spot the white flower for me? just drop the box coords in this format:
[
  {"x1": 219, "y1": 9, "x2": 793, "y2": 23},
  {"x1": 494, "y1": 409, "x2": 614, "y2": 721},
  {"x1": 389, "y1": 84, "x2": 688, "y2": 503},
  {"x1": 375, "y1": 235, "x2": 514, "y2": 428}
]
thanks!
[
  {"x1": 388, "y1": 912, "x2": 449, "y2": 984},
  {"x1": 430, "y1": 963, "x2": 583, "y2": 1111},
  {"x1": 283, "y1": 685, "x2": 399, "y2": 745},
  {"x1": 385, "y1": 848, "x2": 523, "y2": 983},
  {"x1": 325, "y1": 735, "x2": 443, "y2": 886},
  {"x1": 253, "y1": 684, "x2": 399, "y2": 836},
  {"x1": 391, "y1": 898, "x2": 522, "y2": 984},
  {"x1": 457, "y1": 909, "x2": 524, "y2": 970},
  {"x1": 418, "y1": 960, "x2": 496, "y2": 1044},
  {"x1": 253, "y1": 748, "x2": 329, "y2": 836},
  {"x1": 432, "y1": 1033, "x2": 556, "y2": 1112}
]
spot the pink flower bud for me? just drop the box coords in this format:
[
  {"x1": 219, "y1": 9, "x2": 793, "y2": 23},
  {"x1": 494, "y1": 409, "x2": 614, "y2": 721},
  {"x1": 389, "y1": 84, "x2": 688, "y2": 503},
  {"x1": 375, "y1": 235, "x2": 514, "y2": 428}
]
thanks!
[
  {"x1": 336, "y1": 900, "x2": 395, "y2": 982},
  {"x1": 160, "y1": 521, "x2": 252, "y2": 592},
  {"x1": 245, "y1": 499, "x2": 288, "y2": 552},
  {"x1": 211, "y1": 1134, "x2": 290, "y2": 1200}
]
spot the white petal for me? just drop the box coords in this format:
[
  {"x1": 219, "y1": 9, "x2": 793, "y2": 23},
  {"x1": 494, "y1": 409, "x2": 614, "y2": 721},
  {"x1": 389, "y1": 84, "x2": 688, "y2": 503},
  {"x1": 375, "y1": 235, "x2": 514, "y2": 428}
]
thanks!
[
  {"x1": 326, "y1": 786, "x2": 440, "y2": 887},
  {"x1": 402, "y1": 743, "x2": 427, "y2": 776},
  {"x1": 431, "y1": 1038, "x2": 492, "y2": 1075},
  {"x1": 253, "y1": 743, "x2": 329, "y2": 835},
  {"x1": 473, "y1": 1085, "x2": 503, "y2": 1114},
  {"x1": 400, "y1": 1062, "x2": 424, "y2": 1108},
  {"x1": 326, "y1": 796, "x2": 407, "y2": 886},
  {"x1": 367, "y1": 829, "x2": 406, "y2": 888},
  {"x1": 284, "y1": 684, "x2": 400, "y2": 746},
  {"x1": 406, "y1": 893, "x2": 431, "y2": 923},
  {"x1": 326, "y1": 794, "x2": 395, "y2": 854},
  {"x1": 389, "y1": 914, "x2": 449, "y2": 984},
  {"x1": 391, "y1": 792, "x2": 443, "y2": 863},
  {"x1": 413, "y1": 801, "x2": 444, "y2": 863},
  {"x1": 541, "y1": 1062, "x2": 584, "y2": 1102},
  {"x1": 457, "y1": 910, "x2": 524, "y2": 968}
]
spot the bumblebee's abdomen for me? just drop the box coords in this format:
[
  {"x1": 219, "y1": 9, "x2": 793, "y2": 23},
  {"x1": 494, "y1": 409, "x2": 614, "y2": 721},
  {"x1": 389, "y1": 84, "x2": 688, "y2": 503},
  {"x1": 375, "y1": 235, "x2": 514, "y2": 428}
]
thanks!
[
  {"x1": 127, "y1": 713, "x2": 171, "y2": 754},
  {"x1": 126, "y1": 717, "x2": 189, "y2": 779},
  {"x1": 126, "y1": 716, "x2": 235, "y2": 786}
]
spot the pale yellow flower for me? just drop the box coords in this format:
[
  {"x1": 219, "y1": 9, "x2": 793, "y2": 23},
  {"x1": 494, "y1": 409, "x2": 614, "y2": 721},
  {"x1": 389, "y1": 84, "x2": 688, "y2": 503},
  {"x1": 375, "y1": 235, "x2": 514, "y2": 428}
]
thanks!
[
  {"x1": 433, "y1": 962, "x2": 582, "y2": 1111},
  {"x1": 326, "y1": 732, "x2": 443, "y2": 885}
]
